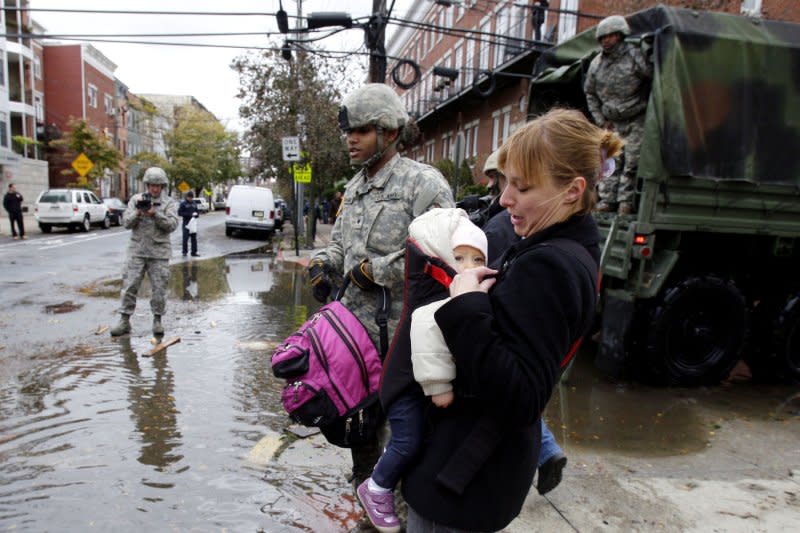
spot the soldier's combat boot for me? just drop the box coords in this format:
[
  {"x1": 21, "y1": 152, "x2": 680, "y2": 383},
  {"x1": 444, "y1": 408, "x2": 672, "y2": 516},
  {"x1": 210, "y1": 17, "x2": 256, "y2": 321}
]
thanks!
[
  {"x1": 110, "y1": 314, "x2": 131, "y2": 336},
  {"x1": 152, "y1": 315, "x2": 164, "y2": 336}
]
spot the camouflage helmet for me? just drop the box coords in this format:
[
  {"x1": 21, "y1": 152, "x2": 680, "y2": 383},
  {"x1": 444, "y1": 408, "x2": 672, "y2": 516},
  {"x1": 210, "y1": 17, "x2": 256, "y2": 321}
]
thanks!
[
  {"x1": 483, "y1": 150, "x2": 501, "y2": 176},
  {"x1": 339, "y1": 83, "x2": 408, "y2": 132},
  {"x1": 142, "y1": 167, "x2": 168, "y2": 185},
  {"x1": 596, "y1": 15, "x2": 630, "y2": 40}
]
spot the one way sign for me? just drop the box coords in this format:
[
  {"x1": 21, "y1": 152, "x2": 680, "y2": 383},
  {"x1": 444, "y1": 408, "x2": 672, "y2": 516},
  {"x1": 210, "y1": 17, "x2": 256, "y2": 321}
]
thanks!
[{"x1": 282, "y1": 136, "x2": 300, "y2": 162}]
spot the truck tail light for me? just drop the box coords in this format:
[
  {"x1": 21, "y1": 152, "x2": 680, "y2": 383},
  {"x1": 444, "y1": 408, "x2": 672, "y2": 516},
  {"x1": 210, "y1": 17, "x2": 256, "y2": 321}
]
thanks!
[
  {"x1": 269, "y1": 210, "x2": 275, "y2": 219},
  {"x1": 633, "y1": 233, "x2": 652, "y2": 258},
  {"x1": 226, "y1": 207, "x2": 230, "y2": 215},
  {"x1": 73, "y1": 205, "x2": 78, "y2": 213}
]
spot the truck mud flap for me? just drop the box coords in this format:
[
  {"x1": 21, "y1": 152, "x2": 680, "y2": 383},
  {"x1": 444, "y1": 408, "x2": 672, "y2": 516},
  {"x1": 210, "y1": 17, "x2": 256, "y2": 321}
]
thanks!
[{"x1": 596, "y1": 291, "x2": 635, "y2": 378}]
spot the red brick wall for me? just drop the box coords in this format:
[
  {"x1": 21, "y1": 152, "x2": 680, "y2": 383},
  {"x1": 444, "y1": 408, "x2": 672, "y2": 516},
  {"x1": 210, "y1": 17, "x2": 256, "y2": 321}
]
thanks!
[
  {"x1": 43, "y1": 45, "x2": 83, "y2": 132},
  {"x1": 83, "y1": 61, "x2": 115, "y2": 134}
]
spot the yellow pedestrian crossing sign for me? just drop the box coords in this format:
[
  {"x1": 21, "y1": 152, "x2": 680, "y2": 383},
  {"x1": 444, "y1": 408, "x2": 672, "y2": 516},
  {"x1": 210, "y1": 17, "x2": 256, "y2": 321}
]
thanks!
[
  {"x1": 292, "y1": 163, "x2": 312, "y2": 183},
  {"x1": 71, "y1": 153, "x2": 94, "y2": 177},
  {"x1": 178, "y1": 181, "x2": 191, "y2": 193}
]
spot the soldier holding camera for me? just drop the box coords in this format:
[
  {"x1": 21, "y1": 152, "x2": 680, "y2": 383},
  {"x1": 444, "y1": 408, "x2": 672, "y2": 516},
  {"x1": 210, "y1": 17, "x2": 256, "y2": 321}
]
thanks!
[{"x1": 111, "y1": 167, "x2": 179, "y2": 337}]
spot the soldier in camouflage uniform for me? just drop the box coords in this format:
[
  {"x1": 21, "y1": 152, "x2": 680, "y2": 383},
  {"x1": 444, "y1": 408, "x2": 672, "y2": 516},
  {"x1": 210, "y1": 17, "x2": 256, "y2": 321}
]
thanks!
[
  {"x1": 584, "y1": 15, "x2": 653, "y2": 214},
  {"x1": 307, "y1": 83, "x2": 454, "y2": 505},
  {"x1": 110, "y1": 167, "x2": 179, "y2": 337}
]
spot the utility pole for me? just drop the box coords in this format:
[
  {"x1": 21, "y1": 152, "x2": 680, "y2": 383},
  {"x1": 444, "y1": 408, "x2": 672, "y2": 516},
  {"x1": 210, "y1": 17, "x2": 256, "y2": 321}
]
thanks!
[
  {"x1": 294, "y1": 0, "x2": 307, "y2": 254},
  {"x1": 368, "y1": 0, "x2": 387, "y2": 83}
]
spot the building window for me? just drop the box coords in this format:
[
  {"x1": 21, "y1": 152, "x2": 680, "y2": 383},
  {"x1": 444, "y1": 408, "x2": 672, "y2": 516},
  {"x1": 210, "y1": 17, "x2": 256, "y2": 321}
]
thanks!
[
  {"x1": 558, "y1": 0, "x2": 579, "y2": 43},
  {"x1": 445, "y1": 5, "x2": 453, "y2": 29},
  {"x1": 34, "y1": 57, "x2": 42, "y2": 79},
  {"x1": 479, "y1": 18, "x2": 491, "y2": 70},
  {"x1": 88, "y1": 84, "x2": 98, "y2": 108},
  {"x1": 34, "y1": 95, "x2": 43, "y2": 121},
  {"x1": 0, "y1": 52, "x2": 4, "y2": 86},
  {"x1": 466, "y1": 33, "x2": 475, "y2": 74},
  {"x1": 0, "y1": 112, "x2": 7, "y2": 148},
  {"x1": 425, "y1": 140, "x2": 435, "y2": 162},
  {"x1": 492, "y1": 112, "x2": 501, "y2": 151},
  {"x1": 501, "y1": 106, "x2": 512, "y2": 143},
  {"x1": 471, "y1": 122, "x2": 479, "y2": 158},
  {"x1": 104, "y1": 94, "x2": 114, "y2": 115},
  {"x1": 741, "y1": 0, "x2": 762, "y2": 15},
  {"x1": 494, "y1": 6, "x2": 508, "y2": 67},
  {"x1": 454, "y1": 42, "x2": 463, "y2": 90},
  {"x1": 464, "y1": 120, "x2": 479, "y2": 158}
]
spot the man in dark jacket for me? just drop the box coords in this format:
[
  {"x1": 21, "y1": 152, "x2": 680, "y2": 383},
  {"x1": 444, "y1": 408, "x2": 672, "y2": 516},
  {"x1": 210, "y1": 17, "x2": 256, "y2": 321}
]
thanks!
[
  {"x1": 178, "y1": 191, "x2": 199, "y2": 257},
  {"x1": 3, "y1": 183, "x2": 25, "y2": 239}
]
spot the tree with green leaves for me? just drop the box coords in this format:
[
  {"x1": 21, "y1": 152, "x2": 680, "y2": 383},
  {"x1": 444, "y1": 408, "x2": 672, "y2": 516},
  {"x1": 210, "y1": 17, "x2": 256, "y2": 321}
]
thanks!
[
  {"x1": 233, "y1": 45, "x2": 357, "y2": 243},
  {"x1": 163, "y1": 105, "x2": 241, "y2": 194},
  {"x1": 49, "y1": 118, "x2": 122, "y2": 187}
]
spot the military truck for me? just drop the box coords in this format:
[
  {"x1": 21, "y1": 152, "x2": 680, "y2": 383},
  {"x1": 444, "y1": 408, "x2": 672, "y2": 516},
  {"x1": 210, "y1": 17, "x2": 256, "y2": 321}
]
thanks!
[{"x1": 527, "y1": 6, "x2": 800, "y2": 386}]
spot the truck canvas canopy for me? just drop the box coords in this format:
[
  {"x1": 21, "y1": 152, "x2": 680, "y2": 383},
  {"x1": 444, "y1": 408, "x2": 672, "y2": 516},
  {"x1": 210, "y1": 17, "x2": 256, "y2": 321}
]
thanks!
[{"x1": 529, "y1": 5, "x2": 800, "y2": 186}]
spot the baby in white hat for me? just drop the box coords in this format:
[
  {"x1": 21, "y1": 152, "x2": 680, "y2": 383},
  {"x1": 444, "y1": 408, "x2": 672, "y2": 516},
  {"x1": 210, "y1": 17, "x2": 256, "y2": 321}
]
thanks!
[
  {"x1": 356, "y1": 209, "x2": 487, "y2": 529},
  {"x1": 410, "y1": 211, "x2": 488, "y2": 408}
]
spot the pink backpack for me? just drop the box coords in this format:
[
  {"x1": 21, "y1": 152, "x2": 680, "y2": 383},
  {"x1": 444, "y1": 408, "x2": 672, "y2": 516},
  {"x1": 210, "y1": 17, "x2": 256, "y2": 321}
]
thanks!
[{"x1": 271, "y1": 286, "x2": 389, "y2": 447}]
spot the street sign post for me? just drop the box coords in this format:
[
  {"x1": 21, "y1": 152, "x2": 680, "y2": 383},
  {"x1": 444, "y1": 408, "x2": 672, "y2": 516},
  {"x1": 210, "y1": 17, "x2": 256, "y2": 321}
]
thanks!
[
  {"x1": 292, "y1": 163, "x2": 312, "y2": 183},
  {"x1": 282, "y1": 136, "x2": 301, "y2": 161},
  {"x1": 71, "y1": 153, "x2": 94, "y2": 178}
]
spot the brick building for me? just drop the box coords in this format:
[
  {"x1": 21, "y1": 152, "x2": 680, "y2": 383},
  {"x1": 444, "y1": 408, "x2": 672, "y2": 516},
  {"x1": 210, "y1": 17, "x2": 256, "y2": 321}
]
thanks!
[
  {"x1": 388, "y1": 0, "x2": 800, "y2": 189},
  {"x1": 0, "y1": 0, "x2": 48, "y2": 204},
  {"x1": 42, "y1": 42, "x2": 117, "y2": 188}
]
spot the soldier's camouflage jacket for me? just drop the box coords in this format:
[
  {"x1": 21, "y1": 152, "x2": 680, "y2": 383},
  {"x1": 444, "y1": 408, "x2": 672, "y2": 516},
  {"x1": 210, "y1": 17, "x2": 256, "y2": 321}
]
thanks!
[
  {"x1": 122, "y1": 190, "x2": 179, "y2": 259},
  {"x1": 313, "y1": 154, "x2": 454, "y2": 347},
  {"x1": 584, "y1": 41, "x2": 652, "y2": 127}
]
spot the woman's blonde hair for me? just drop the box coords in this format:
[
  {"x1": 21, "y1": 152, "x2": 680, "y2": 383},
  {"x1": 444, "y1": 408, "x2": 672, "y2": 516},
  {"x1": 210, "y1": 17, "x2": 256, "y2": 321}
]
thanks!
[{"x1": 497, "y1": 108, "x2": 624, "y2": 214}]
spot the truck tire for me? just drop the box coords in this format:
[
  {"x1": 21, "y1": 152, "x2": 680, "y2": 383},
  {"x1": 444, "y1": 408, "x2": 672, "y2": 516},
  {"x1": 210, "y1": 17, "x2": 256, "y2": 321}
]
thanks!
[
  {"x1": 225, "y1": 226, "x2": 233, "y2": 237},
  {"x1": 81, "y1": 214, "x2": 91, "y2": 232},
  {"x1": 770, "y1": 292, "x2": 800, "y2": 382},
  {"x1": 745, "y1": 292, "x2": 800, "y2": 383},
  {"x1": 643, "y1": 275, "x2": 746, "y2": 386},
  {"x1": 39, "y1": 223, "x2": 52, "y2": 233}
]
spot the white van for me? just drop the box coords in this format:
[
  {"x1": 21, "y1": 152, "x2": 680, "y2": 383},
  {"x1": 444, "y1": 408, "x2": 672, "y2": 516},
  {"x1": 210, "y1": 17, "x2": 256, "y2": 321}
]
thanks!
[{"x1": 225, "y1": 185, "x2": 276, "y2": 237}]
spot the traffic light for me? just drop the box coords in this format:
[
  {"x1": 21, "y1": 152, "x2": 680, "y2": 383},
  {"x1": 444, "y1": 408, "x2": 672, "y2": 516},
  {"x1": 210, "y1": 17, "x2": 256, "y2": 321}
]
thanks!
[{"x1": 276, "y1": 1, "x2": 289, "y2": 33}]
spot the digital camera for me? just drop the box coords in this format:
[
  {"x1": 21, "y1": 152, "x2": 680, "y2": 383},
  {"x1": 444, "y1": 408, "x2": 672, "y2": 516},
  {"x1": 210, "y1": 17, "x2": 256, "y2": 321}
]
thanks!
[{"x1": 135, "y1": 193, "x2": 160, "y2": 211}]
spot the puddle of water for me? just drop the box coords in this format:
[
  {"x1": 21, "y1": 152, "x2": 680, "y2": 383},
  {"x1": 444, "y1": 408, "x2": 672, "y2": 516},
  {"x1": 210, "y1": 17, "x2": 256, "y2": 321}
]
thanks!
[{"x1": 545, "y1": 352, "x2": 799, "y2": 457}]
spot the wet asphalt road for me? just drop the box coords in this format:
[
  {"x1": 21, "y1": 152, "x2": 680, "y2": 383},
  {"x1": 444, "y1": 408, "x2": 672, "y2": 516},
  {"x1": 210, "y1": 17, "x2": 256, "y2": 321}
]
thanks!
[{"x1": 0, "y1": 214, "x2": 798, "y2": 532}]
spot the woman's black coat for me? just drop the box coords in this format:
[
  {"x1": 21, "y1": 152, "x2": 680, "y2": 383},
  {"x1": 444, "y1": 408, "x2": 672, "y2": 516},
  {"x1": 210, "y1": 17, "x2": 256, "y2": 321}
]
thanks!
[{"x1": 401, "y1": 214, "x2": 601, "y2": 532}]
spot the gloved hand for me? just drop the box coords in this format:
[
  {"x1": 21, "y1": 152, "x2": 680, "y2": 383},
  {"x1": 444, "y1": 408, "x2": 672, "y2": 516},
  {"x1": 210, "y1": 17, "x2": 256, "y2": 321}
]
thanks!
[
  {"x1": 308, "y1": 258, "x2": 332, "y2": 302},
  {"x1": 348, "y1": 259, "x2": 376, "y2": 290}
]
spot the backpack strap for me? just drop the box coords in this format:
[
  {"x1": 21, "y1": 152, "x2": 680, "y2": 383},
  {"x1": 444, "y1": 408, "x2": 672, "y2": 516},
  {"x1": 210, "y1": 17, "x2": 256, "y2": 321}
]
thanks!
[
  {"x1": 335, "y1": 276, "x2": 392, "y2": 361},
  {"x1": 423, "y1": 261, "x2": 454, "y2": 288}
]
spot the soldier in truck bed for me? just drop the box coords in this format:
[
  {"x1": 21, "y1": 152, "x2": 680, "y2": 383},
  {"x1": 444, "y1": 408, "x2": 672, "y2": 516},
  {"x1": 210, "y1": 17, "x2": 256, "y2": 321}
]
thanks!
[{"x1": 584, "y1": 15, "x2": 653, "y2": 215}]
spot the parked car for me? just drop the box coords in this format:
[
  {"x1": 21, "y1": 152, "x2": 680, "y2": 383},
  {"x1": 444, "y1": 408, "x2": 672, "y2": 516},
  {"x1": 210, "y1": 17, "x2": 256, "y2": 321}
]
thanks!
[
  {"x1": 225, "y1": 185, "x2": 275, "y2": 238},
  {"x1": 273, "y1": 196, "x2": 286, "y2": 230},
  {"x1": 213, "y1": 196, "x2": 227, "y2": 210},
  {"x1": 102, "y1": 197, "x2": 127, "y2": 226},
  {"x1": 34, "y1": 188, "x2": 111, "y2": 233},
  {"x1": 194, "y1": 197, "x2": 209, "y2": 213}
]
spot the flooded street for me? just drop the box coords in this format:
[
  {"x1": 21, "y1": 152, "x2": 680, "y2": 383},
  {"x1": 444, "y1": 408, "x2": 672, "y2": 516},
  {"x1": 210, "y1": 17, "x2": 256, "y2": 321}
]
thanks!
[
  {"x1": 0, "y1": 245, "x2": 798, "y2": 531},
  {"x1": 0, "y1": 251, "x2": 360, "y2": 532}
]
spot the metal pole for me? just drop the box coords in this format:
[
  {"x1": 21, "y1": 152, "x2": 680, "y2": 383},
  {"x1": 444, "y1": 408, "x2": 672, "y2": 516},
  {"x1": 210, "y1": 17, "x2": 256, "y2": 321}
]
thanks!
[
  {"x1": 294, "y1": 0, "x2": 304, "y2": 256},
  {"x1": 368, "y1": 0, "x2": 387, "y2": 83}
]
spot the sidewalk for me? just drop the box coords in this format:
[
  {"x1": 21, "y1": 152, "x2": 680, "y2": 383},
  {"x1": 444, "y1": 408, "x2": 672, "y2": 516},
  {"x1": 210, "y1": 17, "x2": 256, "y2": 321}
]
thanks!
[
  {"x1": 275, "y1": 219, "x2": 332, "y2": 267},
  {"x1": 0, "y1": 211, "x2": 36, "y2": 240}
]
